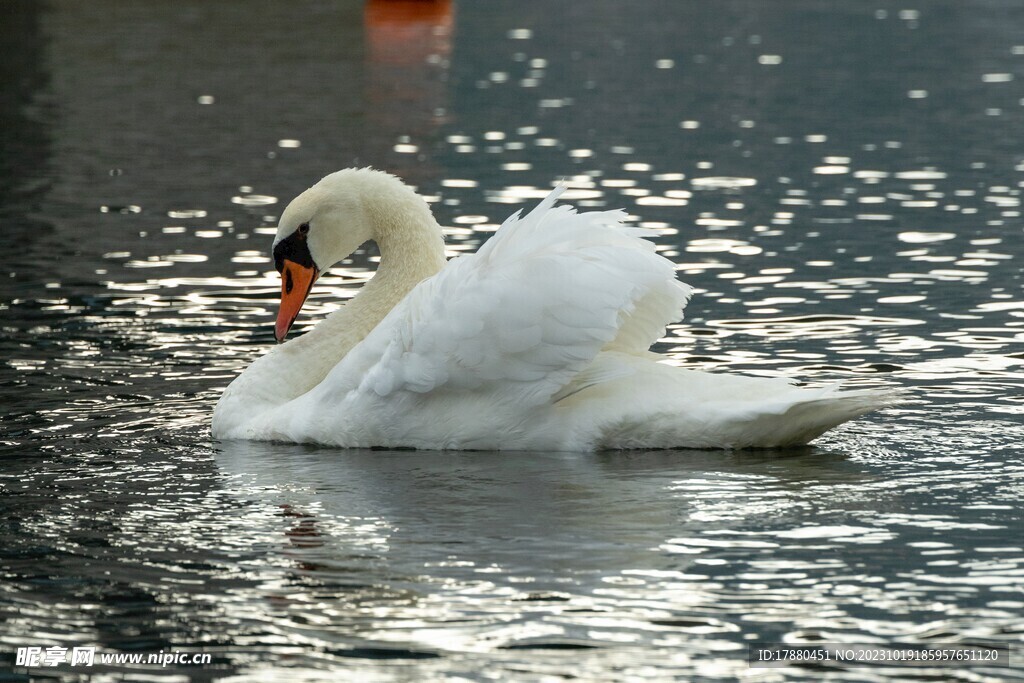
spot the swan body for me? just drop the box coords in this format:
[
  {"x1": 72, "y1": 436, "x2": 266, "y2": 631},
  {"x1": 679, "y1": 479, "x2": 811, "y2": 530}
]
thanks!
[{"x1": 212, "y1": 168, "x2": 891, "y2": 450}]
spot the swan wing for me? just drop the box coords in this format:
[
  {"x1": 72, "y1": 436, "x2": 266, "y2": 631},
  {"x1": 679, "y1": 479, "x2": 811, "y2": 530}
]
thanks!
[
  {"x1": 321, "y1": 189, "x2": 691, "y2": 409},
  {"x1": 476, "y1": 188, "x2": 694, "y2": 353}
]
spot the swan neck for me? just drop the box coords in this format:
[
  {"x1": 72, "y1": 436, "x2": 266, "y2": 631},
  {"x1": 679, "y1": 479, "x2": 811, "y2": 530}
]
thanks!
[{"x1": 368, "y1": 195, "x2": 446, "y2": 289}]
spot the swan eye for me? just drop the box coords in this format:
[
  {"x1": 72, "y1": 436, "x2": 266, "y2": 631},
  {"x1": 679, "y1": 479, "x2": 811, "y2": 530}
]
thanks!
[{"x1": 273, "y1": 226, "x2": 317, "y2": 273}]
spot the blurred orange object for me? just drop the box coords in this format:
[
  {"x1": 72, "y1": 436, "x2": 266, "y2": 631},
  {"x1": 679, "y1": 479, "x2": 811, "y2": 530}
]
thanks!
[{"x1": 365, "y1": 0, "x2": 454, "y2": 65}]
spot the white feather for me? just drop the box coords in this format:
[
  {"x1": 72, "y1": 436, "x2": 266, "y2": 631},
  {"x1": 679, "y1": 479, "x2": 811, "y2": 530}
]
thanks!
[{"x1": 212, "y1": 169, "x2": 896, "y2": 450}]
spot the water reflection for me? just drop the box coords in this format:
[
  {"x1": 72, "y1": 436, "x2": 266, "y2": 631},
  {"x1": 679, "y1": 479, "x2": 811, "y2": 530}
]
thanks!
[
  {"x1": 213, "y1": 442, "x2": 861, "y2": 651},
  {"x1": 208, "y1": 433, "x2": 1021, "y2": 678}
]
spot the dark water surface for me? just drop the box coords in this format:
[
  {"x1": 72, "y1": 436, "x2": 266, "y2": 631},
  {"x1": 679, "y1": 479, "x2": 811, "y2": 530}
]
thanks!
[{"x1": 2, "y1": 1, "x2": 1023, "y2": 680}]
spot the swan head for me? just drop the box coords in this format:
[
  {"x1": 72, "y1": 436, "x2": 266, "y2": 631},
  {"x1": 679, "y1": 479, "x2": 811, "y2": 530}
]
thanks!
[{"x1": 271, "y1": 169, "x2": 382, "y2": 342}]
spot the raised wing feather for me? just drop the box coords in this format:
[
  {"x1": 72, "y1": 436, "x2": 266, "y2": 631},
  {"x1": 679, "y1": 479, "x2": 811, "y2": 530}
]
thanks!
[{"x1": 318, "y1": 188, "x2": 692, "y2": 408}]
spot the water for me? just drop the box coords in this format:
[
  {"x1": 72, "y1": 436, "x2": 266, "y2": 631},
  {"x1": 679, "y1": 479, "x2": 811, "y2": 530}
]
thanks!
[{"x1": 2, "y1": 0, "x2": 1022, "y2": 679}]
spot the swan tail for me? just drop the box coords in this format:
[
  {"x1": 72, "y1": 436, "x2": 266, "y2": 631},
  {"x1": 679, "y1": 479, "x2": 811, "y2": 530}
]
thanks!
[
  {"x1": 564, "y1": 354, "x2": 901, "y2": 449},
  {"x1": 725, "y1": 386, "x2": 900, "y2": 448},
  {"x1": 595, "y1": 386, "x2": 898, "y2": 450}
]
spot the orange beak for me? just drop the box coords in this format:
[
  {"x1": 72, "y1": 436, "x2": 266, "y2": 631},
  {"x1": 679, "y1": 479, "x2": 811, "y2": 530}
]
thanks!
[{"x1": 275, "y1": 259, "x2": 318, "y2": 342}]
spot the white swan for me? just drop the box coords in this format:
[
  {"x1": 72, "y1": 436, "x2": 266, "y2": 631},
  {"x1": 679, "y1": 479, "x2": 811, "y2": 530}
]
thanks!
[{"x1": 212, "y1": 168, "x2": 892, "y2": 450}]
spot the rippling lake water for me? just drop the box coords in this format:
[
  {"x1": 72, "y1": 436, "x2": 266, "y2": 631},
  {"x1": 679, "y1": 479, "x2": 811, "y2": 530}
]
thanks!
[{"x1": 2, "y1": 1, "x2": 1023, "y2": 680}]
